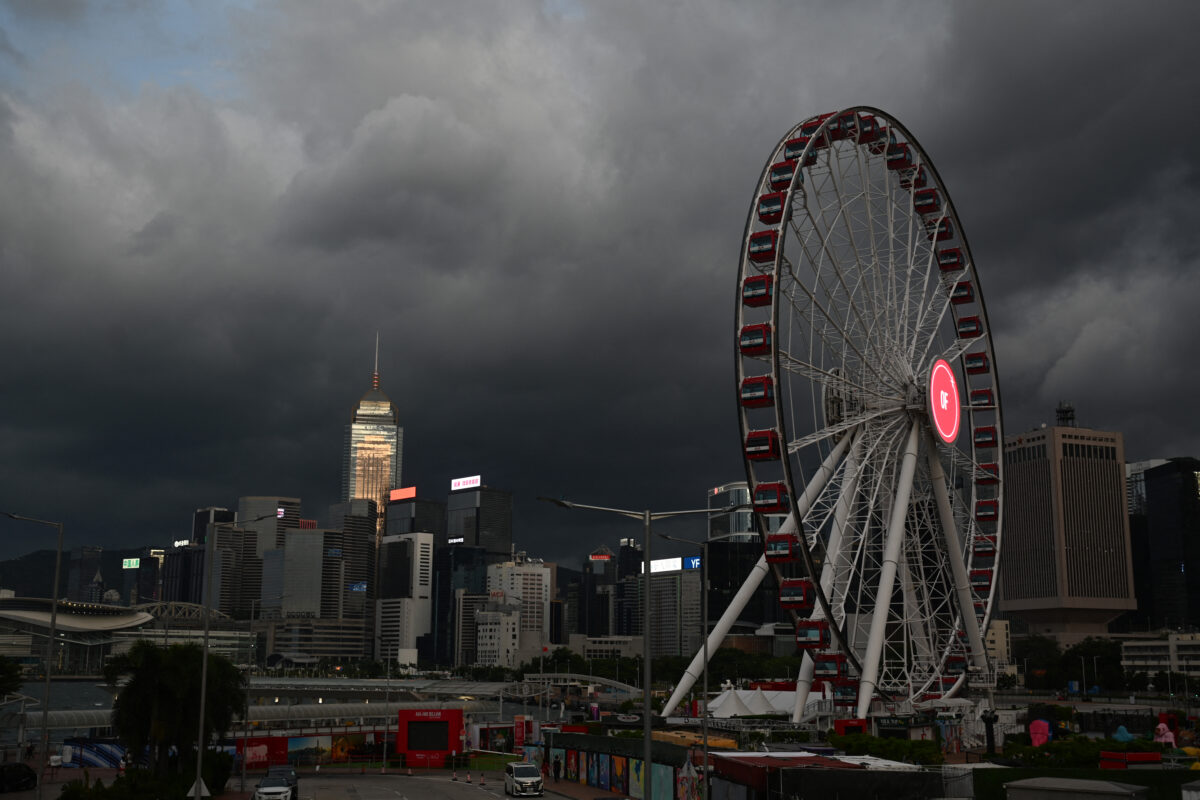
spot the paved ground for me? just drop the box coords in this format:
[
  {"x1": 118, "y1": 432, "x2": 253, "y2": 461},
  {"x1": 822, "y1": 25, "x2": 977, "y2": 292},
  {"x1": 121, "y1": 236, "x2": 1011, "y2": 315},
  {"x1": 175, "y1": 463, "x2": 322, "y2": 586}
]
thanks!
[{"x1": 6, "y1": 765, "x2": 627, "y2": 800}]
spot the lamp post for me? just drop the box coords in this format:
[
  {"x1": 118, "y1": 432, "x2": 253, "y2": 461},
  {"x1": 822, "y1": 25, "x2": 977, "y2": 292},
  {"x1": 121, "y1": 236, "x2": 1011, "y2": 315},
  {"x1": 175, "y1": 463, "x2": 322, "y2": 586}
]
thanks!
[
  {"x1": 196, "y1": 513, "x2": 276, "y2": 800},
  {"x1": 658, "y1": 532, "x2": 709, "y2": 800},
  {"x1": 539, "y1": 497, "x2": 731, "y2": 800},
  {"x1": 4, "y1": 512, "x2": 63, "y2": 800}
]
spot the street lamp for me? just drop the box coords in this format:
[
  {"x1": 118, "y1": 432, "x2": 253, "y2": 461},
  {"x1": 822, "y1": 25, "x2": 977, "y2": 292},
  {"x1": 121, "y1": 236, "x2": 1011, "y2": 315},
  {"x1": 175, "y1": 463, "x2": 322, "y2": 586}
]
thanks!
[
  {"x1": 658, "y1": 531, "x2": 709, "y2": 800},
  {"x1": 3, "y1": 512, "x2": 64, "y2": 800},
  {"x1": 196, "y1": 513, "x2": 276, "y2": 800},
  {"x1": 539, "y1": 496, "x2": 730, "y2": 800}
]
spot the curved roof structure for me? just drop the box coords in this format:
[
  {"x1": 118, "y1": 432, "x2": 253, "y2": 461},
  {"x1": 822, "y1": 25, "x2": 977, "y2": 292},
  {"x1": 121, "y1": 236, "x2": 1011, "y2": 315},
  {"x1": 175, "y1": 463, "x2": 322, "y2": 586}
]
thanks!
[{"x1": 0, "y1": 598, "x2": 153, "y2": 633}]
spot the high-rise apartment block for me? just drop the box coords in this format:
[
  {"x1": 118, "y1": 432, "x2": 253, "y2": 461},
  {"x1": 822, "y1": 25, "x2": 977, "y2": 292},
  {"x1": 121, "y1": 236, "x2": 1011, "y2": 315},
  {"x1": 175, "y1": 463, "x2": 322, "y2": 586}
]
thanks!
[
  {"x1": 377, "y1": 532, "x2": 435, "y2": 664},
  {"x1": 998, "y1": 415, "x2": 1136, "y2": 645}
]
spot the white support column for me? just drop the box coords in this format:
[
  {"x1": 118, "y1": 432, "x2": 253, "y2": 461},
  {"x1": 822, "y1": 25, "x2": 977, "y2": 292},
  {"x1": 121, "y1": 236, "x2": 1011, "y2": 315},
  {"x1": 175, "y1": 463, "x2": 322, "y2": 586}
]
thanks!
[
  {"x1": 855, "y1": 421, "x2": 920, "y2": 719},
  {"x1": 793, "y1": 432, "x2": 861, "y2": 722},
  {"x1": 661, "y1": 431, "x2": 854, "y2": 717},
  {"x1": 927, "y1": 432, "x2": 988, "y2": 673}
]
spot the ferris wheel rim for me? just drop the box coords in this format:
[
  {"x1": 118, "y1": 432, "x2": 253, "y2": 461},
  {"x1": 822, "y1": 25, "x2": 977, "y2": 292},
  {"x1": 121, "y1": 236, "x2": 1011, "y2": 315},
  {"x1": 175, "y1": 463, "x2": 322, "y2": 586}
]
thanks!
[{"x1": 735, "y1": 106, "x2": 1004, "y2": 708}]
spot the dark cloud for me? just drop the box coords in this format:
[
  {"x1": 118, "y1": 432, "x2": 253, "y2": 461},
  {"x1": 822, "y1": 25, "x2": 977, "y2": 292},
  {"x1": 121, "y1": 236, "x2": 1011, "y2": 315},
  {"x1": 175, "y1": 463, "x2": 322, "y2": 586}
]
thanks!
[{"x1": 1, "y1": 1, "x2": 1199, "y2": 566}]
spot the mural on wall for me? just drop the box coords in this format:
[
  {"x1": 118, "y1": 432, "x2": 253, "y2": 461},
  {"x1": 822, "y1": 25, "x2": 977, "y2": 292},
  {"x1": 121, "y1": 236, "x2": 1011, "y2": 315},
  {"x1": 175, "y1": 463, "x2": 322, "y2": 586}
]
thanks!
[
  {"x1": 630, "y1": 757, "x2": 644, "y2": 800},
  {"x1": 598, "y1": 753, "x2": 610, "y2": 790},
  {"x1": 287, "y1": 736, "x2": 331, "y2": 766},
  {"x1": 566, "y1": 750, "x2": 578, "y2": 782},
  {"x1": 611, "y1": 756, "x2": 628, "y2": 795}
]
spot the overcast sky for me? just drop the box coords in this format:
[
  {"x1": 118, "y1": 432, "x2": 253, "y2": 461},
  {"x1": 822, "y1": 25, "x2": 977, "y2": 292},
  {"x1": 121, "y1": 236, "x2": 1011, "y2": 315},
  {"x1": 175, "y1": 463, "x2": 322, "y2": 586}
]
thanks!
[{"x1": 2, "y1": 1, "x2": 1199, "y2": 566}]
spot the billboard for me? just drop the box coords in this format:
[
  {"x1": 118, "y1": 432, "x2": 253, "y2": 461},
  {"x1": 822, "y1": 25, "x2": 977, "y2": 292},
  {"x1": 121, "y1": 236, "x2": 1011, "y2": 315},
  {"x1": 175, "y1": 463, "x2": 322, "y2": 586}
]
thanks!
[{"x1": 451, "y1": 475, "x2": 481, "y2": 491}]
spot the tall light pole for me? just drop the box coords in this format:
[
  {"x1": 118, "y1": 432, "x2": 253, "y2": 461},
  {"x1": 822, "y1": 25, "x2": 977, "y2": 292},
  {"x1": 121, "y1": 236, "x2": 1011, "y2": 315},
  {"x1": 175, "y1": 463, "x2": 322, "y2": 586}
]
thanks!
[
  {"x1": 4, "y1": 512, "x2": 64, "y2": 800},
  {"x1": 658, "y1": 532, "x2": 709, "y2": 800},
  {"x1": 539, "y1": 497, "x2": 731, "y2": 800},
  {"x1": 196, "y1": 513, "x2": 275, "y2": 800}
]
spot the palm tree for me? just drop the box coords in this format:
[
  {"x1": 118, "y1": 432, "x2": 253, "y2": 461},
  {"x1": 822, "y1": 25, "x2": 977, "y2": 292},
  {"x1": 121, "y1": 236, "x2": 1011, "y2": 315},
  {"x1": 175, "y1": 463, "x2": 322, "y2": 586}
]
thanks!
[{"x1": 105, "y1": 641, "x2": 245, "y2": 777}]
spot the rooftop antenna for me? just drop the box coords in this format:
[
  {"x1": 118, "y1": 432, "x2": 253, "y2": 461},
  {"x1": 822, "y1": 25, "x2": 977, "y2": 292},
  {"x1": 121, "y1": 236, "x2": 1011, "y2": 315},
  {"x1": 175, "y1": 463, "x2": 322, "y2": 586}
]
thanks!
[
  {"x1": 1056, "y1": 401, "x2": 1075, "y2": 427},
  {"x1": 372, "y1": 332, "x2": 380, "y2": 389}
]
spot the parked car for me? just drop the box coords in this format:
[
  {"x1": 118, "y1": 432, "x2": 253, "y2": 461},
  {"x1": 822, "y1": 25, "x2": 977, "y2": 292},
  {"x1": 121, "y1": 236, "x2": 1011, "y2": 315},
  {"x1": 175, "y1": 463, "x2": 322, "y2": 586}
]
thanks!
[
  {"x1": 253, "y1": 775, "x2": 293, "y2": 800},
  {"x1": 0, "y1": 763, "x2": 37, "y2": 793},
  {"x1": 503, "y1": 761, "x2": 544, "y2": 797},
  {"x1": 266, "y1": 765, "x2": 299, "y2": 800}
]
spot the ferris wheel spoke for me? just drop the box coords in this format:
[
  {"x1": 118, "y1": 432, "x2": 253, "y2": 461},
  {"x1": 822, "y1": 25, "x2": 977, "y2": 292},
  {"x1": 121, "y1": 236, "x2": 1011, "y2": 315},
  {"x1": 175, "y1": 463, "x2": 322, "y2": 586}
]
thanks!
[{"x1": 785, "y1": 405, "x2": 905, "y2": 455}]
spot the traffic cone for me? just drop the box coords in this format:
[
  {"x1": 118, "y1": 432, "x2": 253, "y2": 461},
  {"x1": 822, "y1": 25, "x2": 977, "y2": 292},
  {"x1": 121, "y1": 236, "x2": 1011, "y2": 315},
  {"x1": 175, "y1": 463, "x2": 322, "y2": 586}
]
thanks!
[
  {"x1": 479, "y1": 772, "x2": 487, "y2": 787},
  {"x1": 452, "y1": 771, "x2": 458, "y2": 781},
  {"x1": 407, "y1": 767, "x2": 413, "y2": 776},
  {"x1": 466, "y1": 771, "x2": 472, "y2": 783}
]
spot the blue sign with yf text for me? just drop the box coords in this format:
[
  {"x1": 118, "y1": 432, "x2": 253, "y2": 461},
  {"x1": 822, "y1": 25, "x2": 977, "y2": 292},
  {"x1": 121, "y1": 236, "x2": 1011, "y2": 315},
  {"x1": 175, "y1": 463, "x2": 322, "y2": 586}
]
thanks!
[{"x1": 683, "y1": 556, "x2": 702, "y2": 570}]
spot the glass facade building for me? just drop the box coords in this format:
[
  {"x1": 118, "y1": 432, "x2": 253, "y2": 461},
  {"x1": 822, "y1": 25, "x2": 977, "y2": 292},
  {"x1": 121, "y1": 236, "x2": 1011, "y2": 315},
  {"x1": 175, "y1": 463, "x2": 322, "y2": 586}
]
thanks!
[{"x1": 341, "y1": 367, "x2": 402, "y2": 534}]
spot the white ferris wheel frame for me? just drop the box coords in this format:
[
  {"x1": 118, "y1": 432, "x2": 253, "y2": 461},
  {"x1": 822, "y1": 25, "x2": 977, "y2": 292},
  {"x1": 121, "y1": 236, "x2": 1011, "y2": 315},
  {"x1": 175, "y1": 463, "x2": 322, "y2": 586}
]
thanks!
[{"x1": 662, "y1": 107, "x2": 1003, "y2": 722}]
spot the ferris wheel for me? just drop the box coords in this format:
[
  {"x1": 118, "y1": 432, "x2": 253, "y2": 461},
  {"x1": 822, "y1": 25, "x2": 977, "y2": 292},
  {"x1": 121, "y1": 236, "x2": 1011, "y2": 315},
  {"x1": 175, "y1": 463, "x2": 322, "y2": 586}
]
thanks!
[{"x1": 736, "y1": 107, "x2": 1003, "y2": 719}]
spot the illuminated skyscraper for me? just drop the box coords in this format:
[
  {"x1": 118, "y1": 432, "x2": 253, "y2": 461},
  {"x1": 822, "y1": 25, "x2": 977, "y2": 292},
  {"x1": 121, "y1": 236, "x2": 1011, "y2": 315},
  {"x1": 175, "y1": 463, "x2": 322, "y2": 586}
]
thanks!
[{"x1": 341, "y1": 338, "x2": 402, "y2": 530}]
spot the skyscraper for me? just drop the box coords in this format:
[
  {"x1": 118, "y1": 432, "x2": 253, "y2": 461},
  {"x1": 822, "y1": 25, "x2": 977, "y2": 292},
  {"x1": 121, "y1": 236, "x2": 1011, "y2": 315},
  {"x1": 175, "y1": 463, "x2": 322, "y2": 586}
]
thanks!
[
  {"x1": 998, "y1": 410, "x2": 1136, "y2": 644},
  {"x1": 342, "y1": 339, "x2": 402, "y2": 532}
]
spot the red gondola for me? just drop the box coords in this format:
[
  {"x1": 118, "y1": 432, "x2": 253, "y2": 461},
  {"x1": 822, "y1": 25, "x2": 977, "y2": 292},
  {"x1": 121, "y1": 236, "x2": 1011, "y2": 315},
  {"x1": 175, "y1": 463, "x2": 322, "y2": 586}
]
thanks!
[
  {"x1": 868, "y1": 125, "x2": 890, "y2": 155},
  {"x1": 855, "y1": 114, "x2": 881, "y2": 146},
  {"x1": 964, "y1": 351, "x2": 989, "y2": 374},
  {"x1": 899, "y1": 165, "x2": 927, "y2": 190},
  {"x1": 768, "y1": 161, "x2": 798, "y2": 192},
  {"x1": 745, "y1": 429, "x2": 781, "y2": 461},
  {"x1": 795, "y1": 619, "x2": 831, "y2": 649},
  {"x1": 778, "y1": 577, "x2": 815, "y2": 610},
  {"x1": 969, "y1": 388, "x2": 994, "y2": 407},
  {"x1": 973, "y1": 426, "x2": 998, "y2": 447},
  {"x1": 977, "y1": 462, "x2": 999, "y2": 484},
  {"x1": 938, "y1": 248, "x2": 965, "y2": 272},
  {"x1": 742, "y1": 274, "x2": 773, "y2": 307},
  {"x1": 829, "y1": 111, "x2": 857, "y2": 141},
  {"x1": 765, "y1": 532, "x2": 795, "y2": 562},
  {"x1": 753, "y1": 482, "x2": 789, "y2": 513},
  {"x1": 973, "y1": 534, "x2": 997, "y2": 558},
  {"x1": 913, "y1": 188, "x2": 941, "y2": 215},
  {"x1": 925, "y1": 217, "x2": 954, "y2": 241},
  {"x1": 757, "y1": 191, "x2": 786, "y2": 225},
  {"x1": 886, "y1": 143, "x2": 914, "y2": 171},
  {"x1": 740, "y1": 376, "x2": 775, "y2": 408},
  {"x1": 950, "y1": 281, "x2": 974, "y2": 305},
  {"x1": 739, "y1": 324, "x2": 772, "y2": 356},
  {"x1": 782, "y1": 137, "x2": 819, "y2": 165},
  {"x1": 975, "y1": 499, "x2": 999, "y2": 523},
  {"x1": 956, "y1": 316, "x2": 982, "y2": 338},
  {"x1": 748, "y1": 230, "x2": 778, "y2": 263},
  {"x1": 970, "y1": 568, "x2": 992, "y2": 593},
  {"x1": 830, "y1": 678, "x2": 857, "y2": 703},
  {"x1": 814, "y1": 653, "x2": 849, "y2": 679},
  {"x1": 946, "y1": 655, "x2": 967, "y2": 675},
  {"x1": 800, "y1": 112, "x2": 833, "y2": 138}
]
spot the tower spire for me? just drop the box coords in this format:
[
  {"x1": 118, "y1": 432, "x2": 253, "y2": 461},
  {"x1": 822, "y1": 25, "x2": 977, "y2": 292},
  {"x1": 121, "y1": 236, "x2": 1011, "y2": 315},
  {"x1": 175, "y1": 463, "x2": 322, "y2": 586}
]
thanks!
[{"x1": 372, "y1": 332, "x2": 380, "y2": 390}]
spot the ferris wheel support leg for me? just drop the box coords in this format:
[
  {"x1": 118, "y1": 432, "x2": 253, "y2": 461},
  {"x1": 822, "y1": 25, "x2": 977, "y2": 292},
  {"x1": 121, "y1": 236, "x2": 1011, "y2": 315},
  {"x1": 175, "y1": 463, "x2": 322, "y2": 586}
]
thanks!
[
  {"x1": 662, "y1": 431, "x2": 854, "y2": 717},
  {"x1": 792, "y1": 653, "x2": 815, "y2": 723},
  {"x1": 855, "y1": 421, "x2": 920, "y2": 720},
  {"x1": 927, "y1": 432, "x2": 988, "y2": 674}
]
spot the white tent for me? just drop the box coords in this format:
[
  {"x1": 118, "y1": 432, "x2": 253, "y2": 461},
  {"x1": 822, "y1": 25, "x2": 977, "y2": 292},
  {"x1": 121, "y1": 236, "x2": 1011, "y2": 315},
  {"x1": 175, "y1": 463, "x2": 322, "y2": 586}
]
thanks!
[
  {"x1": 711, "y1": 690, "x2": 755, "y2": 719},
  {"x1": 745, "y1": 688, "x2": 776, "y2": 715}
]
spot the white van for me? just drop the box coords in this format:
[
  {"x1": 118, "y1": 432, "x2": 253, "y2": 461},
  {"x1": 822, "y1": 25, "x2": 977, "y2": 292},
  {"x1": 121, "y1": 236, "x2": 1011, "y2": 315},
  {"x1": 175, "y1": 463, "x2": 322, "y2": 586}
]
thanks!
[{"x1": 503, "y1": 761, "x2": 544, "y2": 797}]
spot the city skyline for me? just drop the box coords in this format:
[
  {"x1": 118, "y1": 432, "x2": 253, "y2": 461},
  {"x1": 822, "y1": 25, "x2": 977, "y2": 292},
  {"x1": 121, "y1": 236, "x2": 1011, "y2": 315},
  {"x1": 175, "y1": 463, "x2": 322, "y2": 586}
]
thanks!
[{"x1": 3, "y1": 3, "x2": 1200, "y2": 565}]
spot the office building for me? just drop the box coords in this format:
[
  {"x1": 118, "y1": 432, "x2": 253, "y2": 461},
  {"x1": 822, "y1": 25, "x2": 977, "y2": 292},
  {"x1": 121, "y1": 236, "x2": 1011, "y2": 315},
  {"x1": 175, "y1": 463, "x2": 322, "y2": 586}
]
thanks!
[
  {"x1": 162, "y1": 544, "x2": 205, "y2": 605},
  {"x1": 342, "y1": 346, "x2": 402, "y2": 533},
  {"x1": 385, "y1": 489, "x2": 446, "y2": 538},
  {"x1": 67, "y1": 546, "x2": 104, "y2": 603},
  {"x1": 487, "y1": 555, "x2": 552, "y2": 662},
  {"x1": 1142, "y1": 457, "x2": 1200, "y2": 631},
  {"x1": 645, "y1": 556, "x2": 703, "y2": 658},
  {"x1": 453, "y1": 588, "x2": 492, "y2": 667},
  {"x1": 426, "y1": 544, "x2": 490, "y2": 666},
  {"x1": 377, "y1": 532, "x2": 435, "y2": 663},
  {"x1": 446, "y1": 482, "x2": 512, "y2": 563},
  {"x1": 998, "y1": 409, "x2": 1136, "y2": 645},
  {"x1": 192, "y1": 507, "x2": 235, "y2": 546},
  {"x1": 706, "y1": 482, "x2": 785, "y2": 631}
]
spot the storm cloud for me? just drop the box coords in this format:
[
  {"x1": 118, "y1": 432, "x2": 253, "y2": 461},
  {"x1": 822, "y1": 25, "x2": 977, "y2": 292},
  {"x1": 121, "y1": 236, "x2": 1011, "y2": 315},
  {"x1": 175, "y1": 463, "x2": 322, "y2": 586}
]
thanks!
[{"x1": 1, "y1": 1, "x2": 1199, "y2": 562}]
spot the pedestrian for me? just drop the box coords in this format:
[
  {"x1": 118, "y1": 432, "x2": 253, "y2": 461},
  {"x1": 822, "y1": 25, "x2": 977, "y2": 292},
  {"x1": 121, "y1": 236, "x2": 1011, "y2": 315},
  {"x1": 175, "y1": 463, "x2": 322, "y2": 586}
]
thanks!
[{"x1": 553, "y1": 755, "x2": 561, "y2": 782}]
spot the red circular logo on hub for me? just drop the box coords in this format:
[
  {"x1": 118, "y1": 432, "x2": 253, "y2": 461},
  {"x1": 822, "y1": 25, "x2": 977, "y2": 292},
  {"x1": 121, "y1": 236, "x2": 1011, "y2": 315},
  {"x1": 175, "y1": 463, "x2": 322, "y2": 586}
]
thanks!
[{"x1": 929, "y1": 359, "x2": 961, "y2": 443}]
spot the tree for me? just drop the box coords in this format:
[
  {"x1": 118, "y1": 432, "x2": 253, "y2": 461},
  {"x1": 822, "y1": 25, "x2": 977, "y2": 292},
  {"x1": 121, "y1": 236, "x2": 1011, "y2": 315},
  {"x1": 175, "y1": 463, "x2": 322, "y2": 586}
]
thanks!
[
  {"x1": 0, "y1": 655, "x2": 23, "y2": 697},
  {"x1": 104, "y1": 641, "x2": 245, "y2": 778}
]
